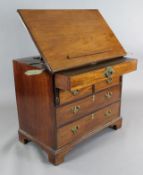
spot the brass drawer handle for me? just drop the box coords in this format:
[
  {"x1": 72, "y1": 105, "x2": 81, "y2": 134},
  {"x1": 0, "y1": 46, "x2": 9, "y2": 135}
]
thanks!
[
  {"x1": 104, "y1": 66, "x2": 115, "y2": 84},
  {"x1": 104, "y1": 66, "x2": 115, "y2": 78},
  {"x1": 71, "y1": 90, "x2": 80, "y2": 96},
  {"x1": 104, "y1": 109, "x2": 112, "y2": 117},
  {"x1": 106, "y1": 77, "x2": 113, "y2": 84},
  {"x1": 71, "y1": 125, "x2": 79, "y2": 135},
  {"x1": 71, "y1": 106, "x2": 80, "y2": 114},
  {"x1": 105, "y1": 91, "x2": 113, "y2": 99}
]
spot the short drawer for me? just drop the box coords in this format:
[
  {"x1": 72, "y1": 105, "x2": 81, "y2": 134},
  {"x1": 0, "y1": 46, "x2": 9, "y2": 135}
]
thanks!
[
  {"x1": 58, "y1": 86, "x2": 93, "y2": 105},
  {"x1": 95, "y1": 76, "x2": 121, "y2": 92},
  {"x1": 57, "y1": 102, "x2": 120, "y2": 148},
  {"x1": 55, "y1": 58, "x2": 137, "y2": 90},
  {"x1": 57, "y1": 77, "x2": 120, "y2": 105},
  {"x1": 56, "y1": 84, "x2": 121, "y2": 127}
]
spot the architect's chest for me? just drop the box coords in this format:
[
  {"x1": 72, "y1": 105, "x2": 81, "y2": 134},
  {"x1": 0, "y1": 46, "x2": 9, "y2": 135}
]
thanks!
[{"x1": 13, "y1": 10, "x2": 137, "y2": 165}]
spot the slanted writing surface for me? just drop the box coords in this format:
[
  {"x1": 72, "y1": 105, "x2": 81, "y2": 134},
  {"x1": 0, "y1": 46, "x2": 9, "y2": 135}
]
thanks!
[{"x1": 18, "y1": 10, "x2": 126, "y2": 73}]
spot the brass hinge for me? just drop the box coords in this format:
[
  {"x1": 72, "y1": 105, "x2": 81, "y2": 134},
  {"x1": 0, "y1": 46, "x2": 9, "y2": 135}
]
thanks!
[
  {"x1": 55, "y1": 96, "x2": 60, "y2": 105},
  {"x1": 55, "y1": 88, "x2": 60, "y2": 105}
]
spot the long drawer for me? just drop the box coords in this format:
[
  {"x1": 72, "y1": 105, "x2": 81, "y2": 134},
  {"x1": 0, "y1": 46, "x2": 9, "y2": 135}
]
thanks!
[
  {"x1": 56, "y1": 84, "x2": 121, "y2": 127},
  {"x1": 57, "y1": 102, "x2": 120, "y2": 148},
  {"x1": 55, "y1": 58, "x2": 137, "y2": 90}
]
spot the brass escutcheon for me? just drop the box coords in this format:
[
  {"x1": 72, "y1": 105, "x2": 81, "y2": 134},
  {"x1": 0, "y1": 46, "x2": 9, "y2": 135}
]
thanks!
[
  {"x1": 91, "y1": 113, "x2": 96, "y2": 119},
  {"x1": 92, "y1": 94, "x2": 96, "y2": 102},
  {"x1": 72, "y1": 106, "x2": 80, "y2": 114}
]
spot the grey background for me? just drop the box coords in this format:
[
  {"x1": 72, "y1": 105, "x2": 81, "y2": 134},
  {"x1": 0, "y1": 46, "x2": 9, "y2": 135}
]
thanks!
[{"x1": 0, "y1": 0, "x2": 143, "y2": 175}]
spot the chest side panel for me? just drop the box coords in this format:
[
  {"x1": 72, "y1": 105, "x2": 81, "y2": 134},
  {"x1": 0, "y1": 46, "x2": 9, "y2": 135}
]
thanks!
[{"x1": 13, "y1": 59, "x2": 57, "y2": 148}]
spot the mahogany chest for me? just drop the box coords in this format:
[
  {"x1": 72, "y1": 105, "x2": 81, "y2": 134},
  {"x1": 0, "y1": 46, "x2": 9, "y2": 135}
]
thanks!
[{"x1": 13, "y1": 10, "x2": 137, "y2": 165}]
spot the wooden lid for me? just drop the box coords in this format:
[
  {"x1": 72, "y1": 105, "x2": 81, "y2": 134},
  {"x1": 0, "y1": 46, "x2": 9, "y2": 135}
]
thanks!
[{"x1": 18, "y1": 10, "x2": 126, "y2": 73}]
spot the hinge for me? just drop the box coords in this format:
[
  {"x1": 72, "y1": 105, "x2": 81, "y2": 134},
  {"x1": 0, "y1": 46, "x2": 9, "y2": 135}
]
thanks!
[{"x1": 55, "y1": 88, "x2": 60, "y2": 105}]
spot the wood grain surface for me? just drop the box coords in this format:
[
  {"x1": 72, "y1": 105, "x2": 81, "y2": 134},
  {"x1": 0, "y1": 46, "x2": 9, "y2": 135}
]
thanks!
[
  {"x1": 18, "y1": 10, "x2": 126, "y2": 72},
  {"x1": 56, "y1": 85, "x2": 121, "y2": 127},
  {"x1": 55, "y1": 58, "x2": 137, "y2": 90},
  {"x1": 57, "y1": 102, "x2": 120, "y2": 147}
]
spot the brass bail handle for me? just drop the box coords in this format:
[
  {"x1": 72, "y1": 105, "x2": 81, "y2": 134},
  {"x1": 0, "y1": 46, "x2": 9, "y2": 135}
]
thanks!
[
  {"x1": 105, "y1": 91, "x2": 113, "y2": 99},
  {"x1": 71, "y1": 89, "x2": 80, "y2": 96},
  {"x1": 104, "y1": 66, "x2": 115, "y2": 84},
  {"x1": 71, "y1": 125, "x2": 79, "y2": 135},
  {"x1": 72, "y1": 106, "x2": 80, "y2": 114},
  {"x1": 104, "y1": 109, "x2": 112, "y2": 117},
  {"x1": 106, "y1": 77, "x2": 113, "y2": 84}
]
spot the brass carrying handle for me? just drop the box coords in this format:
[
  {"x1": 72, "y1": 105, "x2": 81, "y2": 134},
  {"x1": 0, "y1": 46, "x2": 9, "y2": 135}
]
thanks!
[
  {"x1": 71, "y1": 90, "x2": 80, "y2": 96},
  {"x1": 104, "y1": 109, "x2": 112, "y2": 117},
  {"x1": 71, "y1": 125, "x2": 79, "y2": 135},
  {"x1": 71, "y1": 106, "x2": 80, "y2": 114},
  {"x1": 105, "y1": 91, "x2": 113, "y2": 99}
]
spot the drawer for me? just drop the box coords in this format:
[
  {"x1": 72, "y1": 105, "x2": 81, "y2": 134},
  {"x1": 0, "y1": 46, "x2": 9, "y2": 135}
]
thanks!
[
  {"x1": 55, "y1": 58, "x2": 137, "y2": 90},
  {"x1": 57, "y1": 77, "x2": 120, "y2": 105},
  {"x1": 95, "y1": 76, "x2": 121, "y2": 92},
  {"x1": 56, "y1": 84, "x2": 121, "y2": 127},
  {"x1": 58, "y1": 86, "x2": 93, "y2": 105},
  {"x1": 57, "y1": 102, "x2": 120, "y2": 148}
]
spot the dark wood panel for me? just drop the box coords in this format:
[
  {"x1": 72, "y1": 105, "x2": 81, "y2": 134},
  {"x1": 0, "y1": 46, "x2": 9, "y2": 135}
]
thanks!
[
  {"x1": 13, "y1": 59, "x2": 57, "y2": 148},
  {"x1": 56, "y1": 85, "x2": 121, "y2": 127},
  {"x1": 57, "y1": 102, "x2": 120, "y2": 148}
]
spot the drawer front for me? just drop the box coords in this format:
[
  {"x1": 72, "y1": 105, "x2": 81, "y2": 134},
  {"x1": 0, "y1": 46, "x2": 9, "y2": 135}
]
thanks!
[
  {"x1": 56, "y1": 85, "x2": 121, "y2": 127},
  {"x1": 57, "y1": 102, "x2": 120, "y2": 148},
  {"x1": 59, "y1": 86, "x2": 93, "y2": 105},
  {"x1": 95, "y1": 76, "x2": 121, "y2": 92},
  {"x1": 55, "y1": 58, "x2": 137, "y2": 90}
]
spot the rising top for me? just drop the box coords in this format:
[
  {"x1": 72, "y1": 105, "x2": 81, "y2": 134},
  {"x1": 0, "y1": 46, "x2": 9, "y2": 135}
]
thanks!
[{"x1": 18, "y1": 10, "x2": 126, "y2": 73}]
